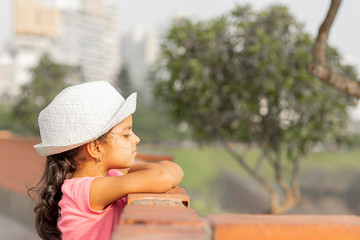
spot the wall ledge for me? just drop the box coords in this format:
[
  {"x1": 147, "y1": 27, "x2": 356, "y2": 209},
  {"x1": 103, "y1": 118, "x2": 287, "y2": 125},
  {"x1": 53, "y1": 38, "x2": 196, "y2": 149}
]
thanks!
[
  {"x1": 112, "y1": 187, "x2": 360, "y2": 240},
  {"x1": 127, "y1": 187, "x2": 189, "y2": 207}
]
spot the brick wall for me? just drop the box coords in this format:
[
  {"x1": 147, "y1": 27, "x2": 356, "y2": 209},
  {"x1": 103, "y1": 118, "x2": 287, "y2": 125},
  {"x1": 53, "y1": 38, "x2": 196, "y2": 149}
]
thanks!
[
  {"x1": 112, "y1": 188, "x2": 360, "y2": 240},
  {"x1": 0, "y1": 133, "x2": 359, "y2": 239}
]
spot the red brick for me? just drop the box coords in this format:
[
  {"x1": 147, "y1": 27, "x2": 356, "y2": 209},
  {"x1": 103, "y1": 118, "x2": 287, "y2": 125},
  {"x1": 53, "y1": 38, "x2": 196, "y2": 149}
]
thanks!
[
  {"x1": 0, "y1": 134, "x2": 176, "y2": 195},
  {"x1": 120, "y1": 205, "x2": 204, "y2": 227},
  {"x1": 167, "y1": 186, "x2": 186, "y2": 194},
  {"x1": 136, "y1": 153, "x2": 174, "y2": 162},
  {"x1": 206, "y1": 214, "x2": 360, "y2": 240},
  {"x1": 0, "y1": 137, "x2": 44, "y2": 195},
  {"x1": 112, "y1": 224, "x2": 206, "y2": 240},
  {"x1": 0, "y1": 130, "x2": 13, "y2": 139},
  {"x1": 127, "y1": 187, "x2": 189, "y2": 207}
]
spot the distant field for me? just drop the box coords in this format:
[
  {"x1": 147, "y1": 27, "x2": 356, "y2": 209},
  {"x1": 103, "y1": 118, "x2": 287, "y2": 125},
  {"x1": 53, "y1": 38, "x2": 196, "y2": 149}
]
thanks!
[
  {"x1": 138, "y1": 145, "x2": 360, "y2": 215},
  {"x1": 138, "y1": 145, "x2": 360, "y2": 189},
  {"x1": 302, "y1": 149, "x2": 360, "y2": 172}
]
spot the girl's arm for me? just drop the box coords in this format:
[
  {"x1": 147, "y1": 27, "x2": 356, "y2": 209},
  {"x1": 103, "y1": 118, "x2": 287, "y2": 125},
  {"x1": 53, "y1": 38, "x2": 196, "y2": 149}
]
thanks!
[
  {"x1": 128, "y1": 160, "x2": 184, "y2": 187},
  {"x1": 89, "y1": 161, "x2": 183, "y2": 211},
  {"x1": 157, "y1": 160, "x2": 184, "y2": 187}
]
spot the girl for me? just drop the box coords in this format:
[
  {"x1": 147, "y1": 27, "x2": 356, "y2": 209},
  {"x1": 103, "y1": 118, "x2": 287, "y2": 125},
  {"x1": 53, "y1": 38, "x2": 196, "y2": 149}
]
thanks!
[{"x1": 29, "y1": 81, "x2": 184, "y2": 240}]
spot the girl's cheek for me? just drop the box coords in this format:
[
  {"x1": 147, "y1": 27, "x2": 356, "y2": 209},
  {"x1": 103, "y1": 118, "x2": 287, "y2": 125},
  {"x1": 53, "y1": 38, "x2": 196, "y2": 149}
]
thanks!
[{"x1": 118, "y1": 141, "x2": 131, "y2": 149}]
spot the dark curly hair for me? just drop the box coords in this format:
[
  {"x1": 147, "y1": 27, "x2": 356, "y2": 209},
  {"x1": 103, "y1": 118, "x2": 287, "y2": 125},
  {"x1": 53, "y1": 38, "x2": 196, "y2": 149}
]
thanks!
[
  {"x1": 29, "y1": 133, "x2": 109, "y2": 239},
  {"x1": 28, "y1": 147, "x2": 81, "y2": 239}
]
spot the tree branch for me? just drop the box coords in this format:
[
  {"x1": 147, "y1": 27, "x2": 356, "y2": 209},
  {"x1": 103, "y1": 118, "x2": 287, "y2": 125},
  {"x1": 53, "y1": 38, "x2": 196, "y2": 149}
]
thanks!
[
  {"x1": 213, "y1": 128, "x2": 277, "y2": 198},
  {"x1": 254, "y1": 152, "x2": 265, "y2": 174},
  {"x1": 272, "y1": 151, "x2": 293, "y2": 201},
  {"x1": 308, "y1": 0, "x2": 360, "y2": 98},
  {"x1": 223, "y1": 141, "x2": 281, "y2": 211},
  {"x1": 291, "y1": 157, "x2": 301, "y2": 201},
  {"x1": 312, "y1": 0, "x2": 341, "y2": 64}
]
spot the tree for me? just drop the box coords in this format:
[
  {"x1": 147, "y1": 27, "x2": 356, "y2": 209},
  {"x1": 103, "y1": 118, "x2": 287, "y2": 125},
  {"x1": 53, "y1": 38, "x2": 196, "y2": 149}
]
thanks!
[
  {"x1": 12, "y1": 54, "x2": 69, "y2": 135},
  {"x1": 154, "y1": 4, "x2": 356, "y2": 213},
  {"x1": 309, "y1": 0, "x2": 360, "y2": 98}
]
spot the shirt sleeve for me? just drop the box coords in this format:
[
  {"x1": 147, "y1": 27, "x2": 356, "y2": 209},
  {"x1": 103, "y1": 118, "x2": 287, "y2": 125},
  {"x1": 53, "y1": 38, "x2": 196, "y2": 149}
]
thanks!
[
  {"x1": 71, "y1": 177, "x2": 109, "y2": 215},
  {"x1": 71, "y1": 170, "x2": 126, "y2": 214},
  {"x1": 107, "y1": 169, "x2": 124, "y2": 177}
]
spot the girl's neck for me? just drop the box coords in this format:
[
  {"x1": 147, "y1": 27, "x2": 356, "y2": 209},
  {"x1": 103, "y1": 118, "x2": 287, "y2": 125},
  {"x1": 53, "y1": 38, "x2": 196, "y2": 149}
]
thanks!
[
  {"x1": 72, "y1": 146, "x2": 110, "y2": 178},
  {"x1": 72, "y1": 162, "x2": 108, "y2": 178}
]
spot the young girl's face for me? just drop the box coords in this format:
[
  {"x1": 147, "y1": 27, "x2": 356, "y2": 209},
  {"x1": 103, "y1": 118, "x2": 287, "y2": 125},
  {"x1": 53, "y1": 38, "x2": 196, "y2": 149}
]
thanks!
[{"x1": 102, "y1": 115, "x2": 140, "y2": 169}]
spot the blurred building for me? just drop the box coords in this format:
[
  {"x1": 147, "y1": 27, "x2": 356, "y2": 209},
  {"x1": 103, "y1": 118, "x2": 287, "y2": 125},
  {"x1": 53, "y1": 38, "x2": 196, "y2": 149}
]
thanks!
[
  {"x1": 0, "y1": 0, "x2": 120, "y2": 97},
  {"x1": 121, "y1": 27, "x2": 159, "y2": 100},
  {"x1": 0, "y1": 52, "x2": 15, "y2": 97}
]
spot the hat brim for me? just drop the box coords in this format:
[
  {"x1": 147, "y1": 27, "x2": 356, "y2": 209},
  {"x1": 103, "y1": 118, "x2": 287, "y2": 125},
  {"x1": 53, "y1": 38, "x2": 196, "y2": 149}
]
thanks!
[{"x1": 34, "y1": 92, "x2": 137, "y2": 157}]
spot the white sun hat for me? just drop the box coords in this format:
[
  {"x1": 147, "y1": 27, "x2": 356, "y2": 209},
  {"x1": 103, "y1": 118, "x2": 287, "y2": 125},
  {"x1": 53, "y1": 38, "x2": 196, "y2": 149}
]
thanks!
[{"x1": 34, "y1": 81, "x2": 137, "y2": 157}]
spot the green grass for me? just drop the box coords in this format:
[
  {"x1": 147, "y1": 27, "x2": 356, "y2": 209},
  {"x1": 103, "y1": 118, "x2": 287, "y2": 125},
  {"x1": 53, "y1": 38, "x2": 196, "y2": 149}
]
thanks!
[
  {"x1": 139, "y1": 147, "x2": 227, "y2": 188},
  {"x1": 139, "y1": 145, "x2": 360, "y2": 215},
  {"x1": 302, "y1": 149, "x2": 360, "y2": 172},
  {"x1": 140, "y1": 145, "x2": 360, "y2": 190},
  {"x1": 139, "y1": 146, "x2": 276, "y2": 191}
]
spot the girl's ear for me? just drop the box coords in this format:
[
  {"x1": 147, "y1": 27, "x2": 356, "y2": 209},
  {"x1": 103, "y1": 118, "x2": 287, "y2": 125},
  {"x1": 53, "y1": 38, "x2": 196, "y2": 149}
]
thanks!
[{"x1": 86, "y1": 140, "x2": 103, "y2": 159}]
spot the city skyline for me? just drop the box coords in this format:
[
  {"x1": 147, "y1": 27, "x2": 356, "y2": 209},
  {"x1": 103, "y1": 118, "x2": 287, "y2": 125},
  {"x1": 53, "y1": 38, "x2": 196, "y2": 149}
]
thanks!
[
  {"x1": 1, "y1": 1, "x2": 359, "y2": 70},
  {"x1": 0, "y1": 0, "x2": 121, "y2": 96}
]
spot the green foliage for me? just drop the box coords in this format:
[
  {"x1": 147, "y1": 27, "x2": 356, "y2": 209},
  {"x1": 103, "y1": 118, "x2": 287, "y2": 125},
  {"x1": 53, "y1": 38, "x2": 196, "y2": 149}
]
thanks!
[
  {"x1": 114, "y1": 64, "x2": 191, "y2": 143},
  {"x1": 154, "y1": 4, "x2": 357, "y2": 161},
  {"x1": 12, "y1": 54, "x2": 69, "y2": 136},
  {"x1": 133, "y1": 99, "x2": 191, "y2": 144},
  {"x1": 115, "y1": 62, "x2": 135, "y2": 97},
  {"x1": 0, "y1": 103, "x2": 24, "y2": 133}
]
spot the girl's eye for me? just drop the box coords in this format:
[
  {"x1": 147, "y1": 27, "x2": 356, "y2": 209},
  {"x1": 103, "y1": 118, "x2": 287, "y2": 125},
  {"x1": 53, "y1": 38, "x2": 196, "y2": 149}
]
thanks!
[{"x1": 123, "y1": 134, "x2": 130, "y2": 138}]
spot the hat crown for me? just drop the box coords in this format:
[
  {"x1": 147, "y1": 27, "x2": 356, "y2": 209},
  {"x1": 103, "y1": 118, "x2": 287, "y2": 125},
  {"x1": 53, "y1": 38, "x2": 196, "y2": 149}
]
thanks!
[{"x1": 38, "y1": 81, "x2": 124, "y2": 148}]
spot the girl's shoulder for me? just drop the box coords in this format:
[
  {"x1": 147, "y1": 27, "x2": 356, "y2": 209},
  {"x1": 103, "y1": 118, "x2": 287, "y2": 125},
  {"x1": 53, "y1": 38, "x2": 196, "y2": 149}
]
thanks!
[
  {"x1": 62, "y1": 176, "x2": 97, "y2": 195},
  {"x1": 64, "y1": 176, "x2": 95, "y2": 185},
  {"x1": 64, "y1": 169, "x2": 124, "y2": 184}
]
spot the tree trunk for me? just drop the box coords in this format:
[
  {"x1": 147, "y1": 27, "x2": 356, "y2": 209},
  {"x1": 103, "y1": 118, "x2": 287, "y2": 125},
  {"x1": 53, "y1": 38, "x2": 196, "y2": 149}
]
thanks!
[
  {"x1": 269, "y1": 182, "x2": 301, "y2": 214},
  {"x1": 308, "y1": 0, "x2": 360, "y2": 98},
  {"x1": 223, "y1": 142, "x2": 301, "y2": 214}
]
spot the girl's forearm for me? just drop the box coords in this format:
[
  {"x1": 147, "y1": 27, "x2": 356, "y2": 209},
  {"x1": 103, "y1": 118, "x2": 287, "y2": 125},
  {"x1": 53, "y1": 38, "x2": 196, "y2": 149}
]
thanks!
[
  {"x1": 127, "y1": 161, "x2": 184, "y2": 187},
  {"x1": 157, "y1": 160, "x2": 184, "y2": 187},
  {"x1": 127, "y1": 162, "x2": 159, "y2": 173}
]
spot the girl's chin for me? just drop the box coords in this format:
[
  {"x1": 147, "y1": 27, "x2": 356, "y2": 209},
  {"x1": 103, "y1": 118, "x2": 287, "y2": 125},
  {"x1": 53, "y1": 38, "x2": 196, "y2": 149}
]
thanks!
[
  {"x1": 116, "y1": 158, "x2": 135, "y2": 169},
  {"x1": 126, "y1": 157, "x2": 136, "y2": 167}
]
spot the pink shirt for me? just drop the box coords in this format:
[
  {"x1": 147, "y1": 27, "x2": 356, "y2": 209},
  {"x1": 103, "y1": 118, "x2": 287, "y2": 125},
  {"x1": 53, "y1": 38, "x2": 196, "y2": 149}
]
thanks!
[{"x1": 58, "y1": 169, "x2": 126, "y2": 240}]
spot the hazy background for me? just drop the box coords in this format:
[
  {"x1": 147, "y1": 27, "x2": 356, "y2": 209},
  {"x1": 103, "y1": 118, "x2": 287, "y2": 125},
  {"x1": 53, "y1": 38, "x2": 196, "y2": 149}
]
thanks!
[
  {"x1": 0, "y1": 0, "x2": 360, "y2": 238},
  {"x1": 1, "y1": 0, "x2": 359, "y2": 114}
]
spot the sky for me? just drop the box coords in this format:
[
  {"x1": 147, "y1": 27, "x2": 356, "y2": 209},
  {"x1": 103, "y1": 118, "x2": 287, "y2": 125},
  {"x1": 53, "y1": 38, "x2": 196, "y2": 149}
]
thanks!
[
  {"x1": 1, "y1": 0, "x2": 360, "y2": 115},
  {"x1": 1, "y1": 0, "x2": 359, "y2": 69},
  {"x1": 119, "y1": 0, "x2": 360, "y2": 70}
]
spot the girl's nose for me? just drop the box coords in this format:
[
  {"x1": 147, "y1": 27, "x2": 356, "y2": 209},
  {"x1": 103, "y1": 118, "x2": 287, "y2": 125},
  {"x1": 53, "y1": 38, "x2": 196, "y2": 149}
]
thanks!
[{"x1": 133, "y1": 134, "x2": 140, "y2": 145}]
